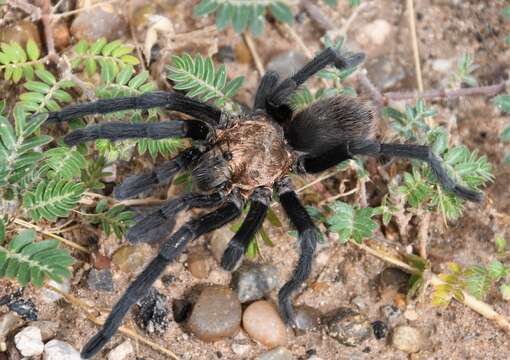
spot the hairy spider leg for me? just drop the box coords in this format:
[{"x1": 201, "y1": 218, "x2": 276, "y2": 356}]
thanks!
[
  {"x1": 296, "y1": 143, "x2": 351, "y2": 173},
  {"x1": 253, "y1": 71, "x2": 279, "y2": 111},
  {"x1": 113, "y1": 147, "x2": 202, "y2": 200},
  {"x1": 221, "y1": 187, "x2": 272, "y2": 271},
  {"x1": 275, "y1": 177, "x2": 320, "y2": 325},
  {"x1": 64, "y1": 119, "x2": 211, "y2": 146},
  {"x1": 45, "y1": 91, "x2": 222, "y2": 126},
  {"x1": 127, "y1": 192, "x2": 225, "y2": 244},
  {"x1": 266, "y1": 48, "x2": 366, "y2": 123},
  {"x1": 80, "y1": 192, "x2": 243, "y2": 359},
  {"x1": 349, "y1": 140, "x2": 483, "y2": 202}
]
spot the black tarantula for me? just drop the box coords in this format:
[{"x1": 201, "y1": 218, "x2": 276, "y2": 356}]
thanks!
[{"x1": 43, "y1": 48, "x2": 482, "y2": 358}]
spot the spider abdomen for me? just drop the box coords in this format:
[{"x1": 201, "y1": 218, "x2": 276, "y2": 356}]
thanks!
[
  {"x1": 285, "y1": 95, "x2": 374, "y2": 156},
  {"x1": 219, "y1": 119, "x2": 294, "y2": 193}
]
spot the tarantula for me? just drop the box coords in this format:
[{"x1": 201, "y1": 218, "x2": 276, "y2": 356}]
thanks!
[{"x1": 43, "y1": 48, "x2": 482, "y2": 358}]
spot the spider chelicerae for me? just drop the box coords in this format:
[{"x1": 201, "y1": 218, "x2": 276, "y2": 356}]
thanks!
[{"x1": 44, "y1": 47, "x2": 482, "y2": 358}]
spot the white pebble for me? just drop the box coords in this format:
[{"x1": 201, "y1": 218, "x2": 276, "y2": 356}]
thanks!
[
  {"x1": 108, "y1": 340, "x2": 134, "y2": 360},
  {"x1": 44, "y1": 339, "x2": 81, "y2": 360},
  {"x1": 41, "y1": 278, "x2": 70, "y2": 303},
  {"x1": 14, "y1": 326, "x2": 44, "y2": 357}
]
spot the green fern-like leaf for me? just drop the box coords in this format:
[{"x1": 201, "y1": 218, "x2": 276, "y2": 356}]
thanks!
[
  {"x1": 167, "y1": 53, "x2": 244, "y2": 110},
  {"x1": 0, "y1": 221, "x2": 75, "y2": 287},
  {"x1": 0, "y1": 106, "x2": 52, "y2": 190},
  {"x1": 193, "y1": 0, "x2": 293, "y2": 36},
  {"x1": 23, "y1": 179, "x2": 85, "y2": 222},
  {"x1": 20, "y1": 69, "x2": 76, "y2": 113},
  {"x1": 326, "y1": 202, "x2": 380, "y2": 244},
  {"x1": 41, "y1": 147, "x2": 87, "y2": 180},
  {"x1": 71, "y1": 38, "x2": 139, "y2": 78},
  {"x1": 0, "y1": 40, "x2": 45, "y2": 83},
  {"x1": 87, "y1": 199, "x2": 135, "y2": 239},
  {"x1": 92, "y1": 65, "x2": 185, "y2": 159}
]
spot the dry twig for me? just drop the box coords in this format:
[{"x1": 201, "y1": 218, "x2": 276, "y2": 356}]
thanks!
[
  {"x1": 243, "y1": 33, "x2": 265, "y2": 76},
  {"x1": 407, "y1": 0, "x2": 423, "y2": 92}
]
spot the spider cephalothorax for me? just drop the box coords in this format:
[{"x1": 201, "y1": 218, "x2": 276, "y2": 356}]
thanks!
[{"x1": 43, "y1": 47, "x2": 483, "y2": 358}]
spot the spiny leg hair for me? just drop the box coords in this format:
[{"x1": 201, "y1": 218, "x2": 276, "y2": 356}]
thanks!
[
  {"x1": 221, "y1": 187, "x2": 272, "y2": 271},
  {"x1": 80, "y1": 191, "x2": 243, "y2": 359},
  {"x1": 127, "y1": 192, "x2": 225, "y2": 244},
  {"x1": 113, "y1": 147, "x2": 202, "y2": 200},
  {"x1": 253, "y1": 71, "x2": 279, "y2": 111},
  {"x1": 45, "y1": 91, "x2": 222, "y2": 126},
  {"x1": 348, "y1": 140, "x2": 483, "y2": 202},
  {"x1": 64, "y1": 119, "x2": 211, "y2": 146},
  {"x1": 275, "y1": 177, "x2": 319, "y2": 325}
]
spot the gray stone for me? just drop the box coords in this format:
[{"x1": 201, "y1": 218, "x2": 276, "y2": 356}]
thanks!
[
  {"x1": 87, "y1": 269, "x2": 114, "y2": 292},
  {"x1": 358, "y1": 19, "x2": 392, "y2": 47},
  {"x1": 255, "y1": 346, "x2": 293, "y2": 360},
  {"x1": 30, "y1": 320, "x2": 59, "y2": 341},
  {"x1": 367, "y1": 57, "x2": 405, "y2": 90},
  {"x1": 14, "y1": 326, "x2": 44, "y2": 357},
  {"x1": 267, "y1": 51, "x2": 309, "y2": 79},
  {"x1": 391, "y1": 326, "x2": 423, "y2": 353},
  {"x1": 44, "y1": 340, "x2": 81, "y2": 360},
  {"x1": 188, "y1": 286, "x2": 242, "y2": 341},
  {"x1": 323, "y1": 307, "x2": 371, "y2": 346},
  {"x1": 380, "y1": 304, "x2": 402, "y2": 326},
  {"x1": 70, "y1": 4, "x2": 127, "y2": 42},
  {"x1": 233, "y1": 263, "x2": 279, "y2": 303},
  {"x1": 107, "y1": 340, "x2": 134, "y2": 360},
  {"x1": 0, "y1": 312, "x2": 22, "y2": 339},
  {"x1": 293, "y1": 305, "x2": 321, "y2": 332},
  {"x1": 431, "y1": 59, "x2": 453, "y2": 74}
]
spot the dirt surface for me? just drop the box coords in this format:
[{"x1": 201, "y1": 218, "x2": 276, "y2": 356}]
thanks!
[{"x1": 1, "y1": 0, "x2": 510, "y2": 359}]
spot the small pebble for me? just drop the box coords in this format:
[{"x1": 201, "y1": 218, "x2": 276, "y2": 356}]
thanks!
[
  {"x1": 92, "y1": 252, "x2": 111, "y2": 270},
  {"x1": 52, "y1": 21, "x2": 70, "y2": 50},
  {"x1": 358, "y1": 19, "x2": 392, "y2": 46},
  {"x1": 404, "y1": 309, "x2": 419, "y2": 321},
  {"x1": 293, "y1": 306, "x2": 321, "y2": 332},
  {"x1": 217, "y1": 45, "x2": 235, "y2": 63},
  {"x1": 0, "y1": 291, "x2": 38, "y2": 320},
  {"x1": 391, "y1": 326, "x2": 423, "y2": 353},
  {"x1": 30, "y1": 320, "x2": 59, "y2": 341},
  {"x1": 107, "y1": 340, "x2": 134, "y2": 360},
  {"x1": 188, "y1": 286, "x2": 241, "y2": 341},
  {"x1": 323, "y1": 307, "x2": 371, "y2": 347},
  {"x1": 371, "y1": 320, "x2": 388, "y2": 340},
  {"x1": 267, "y1": 51, "x2": 309, "y2": 79},
  {"x1": 255, "y1": 346, "x2": 293, "y2": 360},
  {"x1": 42, "y1": 279, "x2": 70, "y2": 303},
  {"x1": 112, "y1": 246, "x2": 145, "y2": 273},
  {"x1": 70, "y1": 4, "x2": 128, "y2": 41},
  {"x1": 380, "y1": 304, "x2": 402, "y2": 326},
  {"x1": 87, "y1": 269, "x2": 114, "y2": 292},
  {"x1": 233, "y1": 263, "x2": 279, "y2": 303},
  {"x1": 135, "y1": 288, "x2": 169, "y2": 334},
  {"x1": 0, "y1": 312, "x2": 22, "y2": 340},
  {"x1": 43, "y1": 340, "x2": 81, "y2": 360},
  {"x1": 231, "y1": 342, "x2": 251, "y2": 355},
  {"x1": 242, "y1": 301, "x2": 287, "y2": 347},
  {"x1": 14, "y1": 326, "x2": 44, "y2": 357},
  {"x1": 350, "y1": 296, "x2": 367, "y2": 312},
  {"x1": 431, "y1": 58, "x2": 453, "y2": 74},
  {"x1": 210, "y1": 227, "x2": 235, "y2": 263},
  {"x1": 188, "y1": 251, "x2": 211, "y2": 279}
]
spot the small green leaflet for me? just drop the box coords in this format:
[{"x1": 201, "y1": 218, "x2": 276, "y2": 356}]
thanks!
[{"x1": 326, "y1": 201, "x2": 379, "y2": 244}]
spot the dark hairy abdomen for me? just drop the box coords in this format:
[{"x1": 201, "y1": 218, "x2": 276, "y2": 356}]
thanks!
[{"x1": 285, "y1": 95, "x2": 374, "y2": 156}]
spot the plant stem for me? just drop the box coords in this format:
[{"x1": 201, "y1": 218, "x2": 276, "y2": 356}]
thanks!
[
  {"x1": 13, "y1": 218, "x2": 90, "y2": 254},
  {"x1": 351, "y1": 239, "x2": 510, "y2": 333},
  {"x1": 407, "y1": 0, "x2": 424, "y2": 92},
  {"x1": 384, "y1": 82, "x2": 506, "y2": 101},
  {"x1": 243, "y1": 33, "x2": 264, "y2": 76}
]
